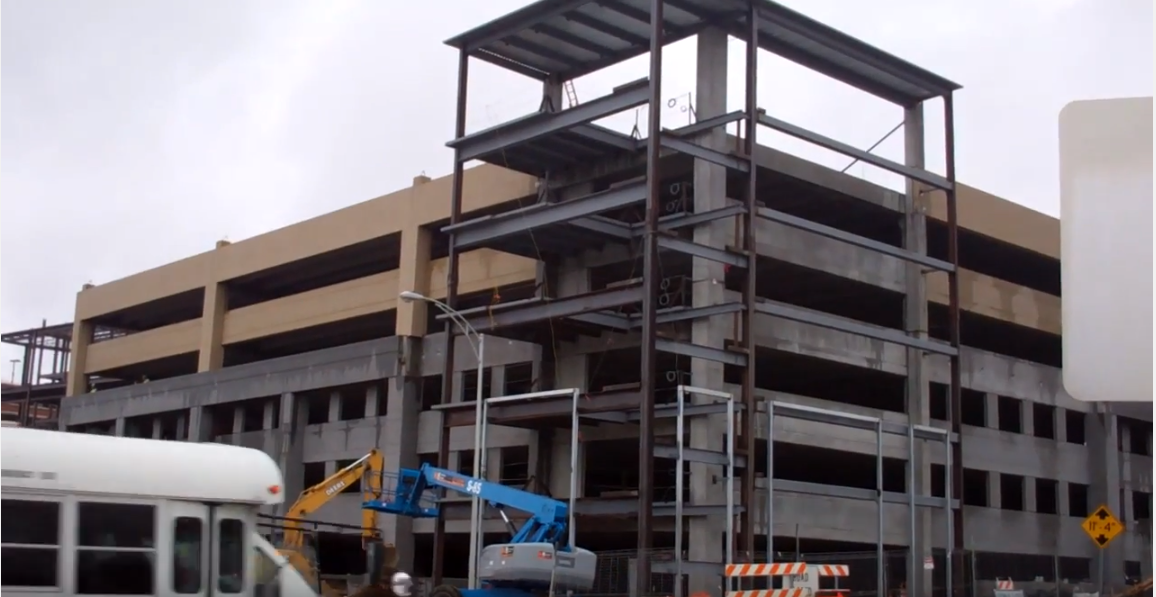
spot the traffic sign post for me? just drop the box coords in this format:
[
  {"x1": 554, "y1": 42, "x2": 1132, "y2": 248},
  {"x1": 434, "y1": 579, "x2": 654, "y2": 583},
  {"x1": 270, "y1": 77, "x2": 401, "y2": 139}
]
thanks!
[{"x1": 1081, "y1": 504, "x2": 1125, "y2": 548}]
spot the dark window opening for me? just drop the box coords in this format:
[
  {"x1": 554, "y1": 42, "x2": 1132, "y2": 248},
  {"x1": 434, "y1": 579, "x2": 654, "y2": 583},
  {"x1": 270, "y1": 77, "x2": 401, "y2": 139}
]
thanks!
[
  {"x1": 334, "y1": 460, "x2": 363, "y2": 493},
  {"x1": 241, "y1": 401, "x2": 264, "y2": 432},
  {"x1": 458, "y1": 450, "x2": 476, "y2": 476},
  {"x1": 217, "y1": 519, "x2": 245, "y2": 593},
  {"x1": 931, "y1": 464, "x2": 947, "y2": 498},
  {"x1": 1068, "y1": 483, "x2": 1090, "y2": 518},
  {"x1": 1000, "y1": 474, "x2": 1025, "y2": 511},
  {"x1": 1058, "y1": 557, "x2": 1091, "y2": 583},
  {"x1": 1035, "y1": 479, "x2": 1059, "y2": 514},
  {"x1": 962, "y1": 469, "x2": 988, "y2": 507},
  {"x1": 339, "y1": 391, "x2": 367, "y2": 421},
  {"x1": 1032, "y1": 404, "x2": 1056, "y2": 439},
  {"x1": 461, "y1": 368, "x2": 495, "y2": 402},
  {"x1": 1132, "y1": 491, "x2": 1152, "y2": 521},
  {"x1": 930, "y1": 383, "x2": 948, "y2": 421},
  {"x1": 1066, "y1": 411, "x2": 1086, "y2": 444},
  {"x1": 997, "y1": 396, "x2": 1022, "y2": 433},
  {"x1": 420, "y1": 375, "x2": 443, "y2": 411},
  {"x1": 373, "y1": 381, "x2": 389, "y2": 417},
  {"x1": 504, "y1": 362, "x2": 536, "y2": 397},
  {"x1": 1124, "y1": 418, "x2": 1153, "y2": 455},
  {"x1": 173, "y1": 517, "x2": 203, "y2": 594},
  {"x1": 961, "y1": 388, "x2": 986, "y2": 427},
  {"x1": 77, "y1": 502, "x2": 156, "y2": 595},
  {"x1": 500, "y1": 446, "x2": 530, "y2": 486},
  {"x1": 303, "y1": 462, "x2": 327, "y2": 487},
  {"x1": 1, "y1": 499, "x2": 61, "y2": 588},
  {"x1": 306, "y1": 392, "x2": 330, "y2": 425}
]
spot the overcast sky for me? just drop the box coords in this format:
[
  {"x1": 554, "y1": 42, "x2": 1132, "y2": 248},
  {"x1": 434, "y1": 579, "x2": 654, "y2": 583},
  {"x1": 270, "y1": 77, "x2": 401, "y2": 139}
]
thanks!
[{"x1": 1, "y1": 0, "x2": 1151, "y2": 381}]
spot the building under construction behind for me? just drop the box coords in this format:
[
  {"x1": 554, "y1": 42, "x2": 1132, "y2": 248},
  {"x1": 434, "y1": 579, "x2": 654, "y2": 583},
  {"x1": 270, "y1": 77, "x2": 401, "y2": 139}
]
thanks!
[{"x1": 7, "y1": 0, "x2": 1150, "y2": 595}]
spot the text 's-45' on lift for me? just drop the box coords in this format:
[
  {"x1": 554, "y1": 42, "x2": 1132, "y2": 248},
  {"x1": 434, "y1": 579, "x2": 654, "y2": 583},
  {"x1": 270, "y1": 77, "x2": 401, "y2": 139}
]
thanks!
[{"x1": 363, "y1": 463, "x2": 598, "y2": 597}]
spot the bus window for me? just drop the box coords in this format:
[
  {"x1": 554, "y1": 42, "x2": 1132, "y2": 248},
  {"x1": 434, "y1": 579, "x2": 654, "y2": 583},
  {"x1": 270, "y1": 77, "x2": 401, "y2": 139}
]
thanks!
[
  {"x1": 76, "y1": 502, "x2": 156, "y2": 595},
  {"x1": 173, "y1": 517, "x2": 203, "y2": 594},
  {"x1": 1, "y1": 498, "x2": 61, "y2": 588},
  {"x1": 218, "y1": 518, "x2": 245, "y2": 593},
  {"x1": 253, "y1": 546, "x2": 282, "y2": 597}
]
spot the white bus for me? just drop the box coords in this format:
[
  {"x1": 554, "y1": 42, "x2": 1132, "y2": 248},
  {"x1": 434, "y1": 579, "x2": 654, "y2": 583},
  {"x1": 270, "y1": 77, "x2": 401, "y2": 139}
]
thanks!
[{"x1": 0, "y1": 426, "x2": 320, "y2": 596}]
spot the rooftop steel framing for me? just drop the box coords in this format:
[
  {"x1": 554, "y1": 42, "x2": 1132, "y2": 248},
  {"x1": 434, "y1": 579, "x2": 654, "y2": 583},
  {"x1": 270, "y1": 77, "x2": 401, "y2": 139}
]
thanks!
[{"x1": 434, "y1": 0, "x2": 964, "y2": 590}]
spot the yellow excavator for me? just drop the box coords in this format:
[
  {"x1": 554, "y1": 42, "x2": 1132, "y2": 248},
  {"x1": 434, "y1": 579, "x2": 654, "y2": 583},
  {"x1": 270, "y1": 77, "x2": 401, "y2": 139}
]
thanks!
[{"x1": 272, "y1": 449, "x2": 397, "y2": 596}]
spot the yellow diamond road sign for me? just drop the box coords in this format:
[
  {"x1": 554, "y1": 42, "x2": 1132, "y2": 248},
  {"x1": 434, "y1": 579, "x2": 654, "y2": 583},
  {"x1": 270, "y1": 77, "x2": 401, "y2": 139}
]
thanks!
[{"x1": 1082, "y1": 505, "x2": 1125, "y2": 548}]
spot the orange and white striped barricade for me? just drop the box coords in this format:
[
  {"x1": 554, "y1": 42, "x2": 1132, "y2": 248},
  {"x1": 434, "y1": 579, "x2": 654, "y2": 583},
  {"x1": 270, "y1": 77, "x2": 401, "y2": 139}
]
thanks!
[
  {"x1": 786, "y1": 563, "x2": 850, "y2": 597},
  {"x1": 993, "y1": 578, "x2": 1024, "y2": 597},
  {"x1": 725, "y1": 563, "x2": 810, "y2": 597}
]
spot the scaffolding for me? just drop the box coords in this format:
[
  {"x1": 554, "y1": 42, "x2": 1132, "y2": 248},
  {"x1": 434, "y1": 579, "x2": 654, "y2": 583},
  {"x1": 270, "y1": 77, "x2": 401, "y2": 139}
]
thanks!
[{"x1": 431, "y1": 0, "x2": 964, "y2": 594}]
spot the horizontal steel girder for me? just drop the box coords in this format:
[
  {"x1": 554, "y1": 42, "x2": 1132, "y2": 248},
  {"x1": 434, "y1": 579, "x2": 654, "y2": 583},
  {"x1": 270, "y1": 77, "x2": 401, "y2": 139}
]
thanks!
[
  {"x1": 658, "y1": 134, "x2": 750, "y2": 172},
  {"x1": 459, "y1": 284, "x2": 645, "y2": 331},
  {"x1": 655, "y1": 204, "x2": 747, "y2": 233},
  {"x1": 757, "y1": 112, "x2": 953, "y2": 191},
  {"x1": 446, "y1": 179, "x2": 648, "y2": 250},
  {"x1": 773, "y1": 479, "x2": 959, "y2": 509},
  {"x1": 657, "y1": 234, "x2": 749, "y2": 269},
  {"x1": 656, "y1": 338, "x2": 748, "y2": 367},
  {"x1": 654, "y1": 444, "x2": 748, "y2": 468},
  {"x1": 769, "y1": 400, "x2": 958, "y2": 443},
  {"x1": 757, "y1": 206, "x2": 955, "y2": 273},
  {"x1": 448, "y1": 78, "x2": 651, "y2": 162},
  {"x1": 755, "y1": 299, "x2": 958, "y2": 356}
]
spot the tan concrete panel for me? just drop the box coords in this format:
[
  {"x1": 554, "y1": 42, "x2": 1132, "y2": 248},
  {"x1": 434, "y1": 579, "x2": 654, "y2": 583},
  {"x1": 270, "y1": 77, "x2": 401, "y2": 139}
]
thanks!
[
  {"x1": 221, "y1": 272, "x2": 402, "y2": 345},
  {"x1": 75, "y1": 165, "x2": 538, "y2": 320},
  {"x1": 85, "y1": 319, "x2": 201, "y2": 373},
  {"x1": 428, "y1": 249, "x2": 539, "y2": 298},
  {"x1": 929, "y1": 268, "x2": 1061, "y2": 335},
  {"x1": 928, "y1": 185, "x2": 1060, "y2": 259}
]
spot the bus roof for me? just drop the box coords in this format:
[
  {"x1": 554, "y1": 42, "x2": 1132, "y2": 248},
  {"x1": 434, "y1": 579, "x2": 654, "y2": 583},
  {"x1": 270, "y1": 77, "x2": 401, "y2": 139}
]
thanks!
[{"x1": 1, "y1": 427, "x2": 285, "y2": 505}]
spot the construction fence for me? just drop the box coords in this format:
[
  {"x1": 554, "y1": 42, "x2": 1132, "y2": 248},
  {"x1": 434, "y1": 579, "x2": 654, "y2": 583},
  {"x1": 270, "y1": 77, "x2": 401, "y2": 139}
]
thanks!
[{"x1": 413, "y1": 548, "x2": 1148, "y2": 597}]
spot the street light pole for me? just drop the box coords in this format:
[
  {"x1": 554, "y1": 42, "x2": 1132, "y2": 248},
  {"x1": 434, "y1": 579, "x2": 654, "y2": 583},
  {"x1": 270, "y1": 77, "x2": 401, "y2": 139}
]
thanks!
[{"x1": 399, "y1": 291, "x2": 486, "y2": 588}]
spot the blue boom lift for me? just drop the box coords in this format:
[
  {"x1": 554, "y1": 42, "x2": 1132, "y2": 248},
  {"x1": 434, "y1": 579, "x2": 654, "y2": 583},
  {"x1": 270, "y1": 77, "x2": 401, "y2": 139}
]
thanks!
[{"x1": 363, "y1": 463, "x2": 597, "y2": 597}]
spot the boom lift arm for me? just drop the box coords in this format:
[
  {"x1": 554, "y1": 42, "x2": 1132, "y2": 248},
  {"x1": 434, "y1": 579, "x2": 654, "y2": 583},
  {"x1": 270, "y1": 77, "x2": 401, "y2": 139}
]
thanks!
[{"x1": 363, "y1": 463, "x2": 571, "y2": 549}]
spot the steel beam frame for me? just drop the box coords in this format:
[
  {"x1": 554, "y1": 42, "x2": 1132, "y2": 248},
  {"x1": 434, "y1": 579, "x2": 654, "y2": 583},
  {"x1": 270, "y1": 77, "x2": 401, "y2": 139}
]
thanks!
[
  {"x1": 755, "y1": 299, "x2": 958, "y2": 356},
  {"x1": 656, "y1": 338, "x2": 748, "y2": 367},
  {"x1": 766, "y1": 399, "x2": 954, "y2": 597},
  {"x1": 453, "y1": 284, "x2": 644, "y2": 331},
  {"x1": 656, "y1": 234, "x2": 749, "y2": 269},
  {"x1": 448, "y1": 78, "x2": 651, "y2": 162},
  {"x1": 757, "y1": 206, "x2": 956, "y2": 272},
  {"x1": 659, "y1": 134, "x2": 750, "y2": 172},
  {"x1": 756, "y1": 112, "x2": 953, "y2": 190},
  {"x1": 445, "y1": 179, "x2": 648, "y2": 249}
]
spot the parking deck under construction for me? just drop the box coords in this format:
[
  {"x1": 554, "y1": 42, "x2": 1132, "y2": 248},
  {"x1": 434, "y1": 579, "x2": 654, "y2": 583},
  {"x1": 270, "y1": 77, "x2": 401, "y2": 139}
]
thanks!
[{"x1": 32, "y1": 0, "x2": 1152, "y2": 595}]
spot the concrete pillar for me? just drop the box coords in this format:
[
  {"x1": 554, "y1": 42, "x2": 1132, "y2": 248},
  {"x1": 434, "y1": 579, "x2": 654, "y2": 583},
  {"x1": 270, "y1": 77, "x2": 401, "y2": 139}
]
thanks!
[
  {"x1": 490, "y1": 365, "x2": 507, "y2": 399},
  {"x1": 1055, "y1": 407, "x2": 1068, "y2": 443},
  {"x1": 1025, "y1": 476, "x2": 1037, "y2": 512},
  {"x1": 903, "y1": 101, "x2": 934, "y2": 597},
  {"x1": 197, "y1": 280, "x2": 229, "y2": 372},
  {"x1": 486, "y1": 448, "x2": 503, "y2": 482},
  {"x1": 555, "y1": 355, "x2": 587, "y2": 391},
  {"x1": 380, "y1": 337, "x2": 423, "y2": 572},
  {"x1": 366, "y1": 385, "x2": 380, "y2": 418},
  {"x1": 1086, "y1": 407, "x2": 1125, "y2": 589},
  {"x1": 188, "y1": 406, "x2": 214, "y2": 443},
  {"x1": 1058, "y1": 480, "x2": 1072, "y2": 516},
  {"x1": 114, "y1": 417, "x2": 127, "y2": 437},
  {"x1": 984, "y1": 393, "x2": 1000, "y2": 429},
  {"x1": 396, "y1": 222, "x2": 432, "y2": 337},
  {"x1": 176, "y1": 412, "x2": 188, "y2": 441},
  {"x1": 453, "y1": 371, "x2": 467, "y2": 403},
  {"x1": 151, "y1": 418, "x2": 162, "y2": 439},
  {"x1": 988, "y1": 472, "x2": 1001, "y2": 509},
  {"x1": 263, "y1": 400, "x2": 276, "y2": 430},
  {"x1": 233, "y1": 406, "x2": 244, "y2": 434},
  {"x1": 687, "y1": 27, "x2": 730, "y2": 592},
  {"x1": 65, "y1": 319, "x2": 93, "y2": 397},
  {"x1": 328, "y1": 391, "x2": 341, "y2": 422},
  {"x1": 548, "y1": 431, "x2": 585, "y2": 498},
  {"x1": 1021, "y1": 400, "x2": 1034, "y2": 436},
  {"x1": 277, "y1": 392, "x2": 307, "y2": 515}
]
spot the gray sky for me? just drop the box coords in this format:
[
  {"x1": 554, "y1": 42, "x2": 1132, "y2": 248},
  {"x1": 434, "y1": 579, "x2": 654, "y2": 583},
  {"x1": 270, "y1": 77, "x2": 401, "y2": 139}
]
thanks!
[{"x1": 1, "y1": 0, "x2": 1151, "y2": 381}]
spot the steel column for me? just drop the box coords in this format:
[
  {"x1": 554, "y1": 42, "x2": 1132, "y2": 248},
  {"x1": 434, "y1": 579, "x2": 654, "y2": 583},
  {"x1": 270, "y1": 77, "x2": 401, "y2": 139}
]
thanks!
[
  {"x1": 433, "y1": 47, "x2": 470, "y2": 586},
  {"x1": 636, "y1": 0, "x2": 665, "y2": 593},
  {"x1": 740, "y1": 0, "x2": 759, "y2": 565},
  {"x1": 944, "y1": 91, "x2": 965, "y2": 597}
]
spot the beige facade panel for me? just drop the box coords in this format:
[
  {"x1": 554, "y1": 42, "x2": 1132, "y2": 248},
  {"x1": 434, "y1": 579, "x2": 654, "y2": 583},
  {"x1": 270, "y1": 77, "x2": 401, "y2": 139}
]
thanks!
[
  {"x1": 82, "y1": 250, "x2": 538, "y2": 375},
  {"x1": 933, "y1": 185, "x2": 1059, "y2": 259},
  {"x1": 931, "y1": 269, "x2": 1061, "y2": 335},
  {"x1": 74, "y1": 165, "x2": 538, "y2": 322},
  {"x1": 86, "y1": 319, "x2": 201, "y2": 374}
]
